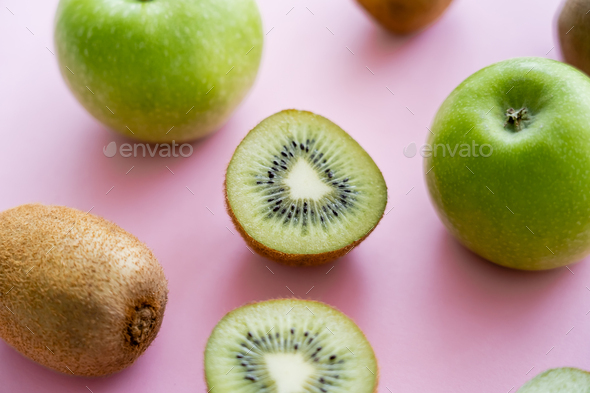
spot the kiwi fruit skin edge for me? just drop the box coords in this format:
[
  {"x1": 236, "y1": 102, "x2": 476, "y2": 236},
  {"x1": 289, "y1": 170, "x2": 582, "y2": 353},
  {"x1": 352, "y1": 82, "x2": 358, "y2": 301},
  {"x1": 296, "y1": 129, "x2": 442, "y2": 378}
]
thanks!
[
  {"x1": 204, "y1": 298, "x2": 379, "y2": 393},
  {"x1": 0, "y1": 204, "x2": 168, "y2": 376},
  {"x1": 357, "y1": 0, "x2": 453, "y2": 35},
  {"x1": 224, "y1": 187, "x2": 381, "y2": 266},
  {"x1": 224, "y1": 109, "x2": 387, "y2": 267},
  {"x1": 558, "y1": 0, "x2": 590, "y2": 76}
]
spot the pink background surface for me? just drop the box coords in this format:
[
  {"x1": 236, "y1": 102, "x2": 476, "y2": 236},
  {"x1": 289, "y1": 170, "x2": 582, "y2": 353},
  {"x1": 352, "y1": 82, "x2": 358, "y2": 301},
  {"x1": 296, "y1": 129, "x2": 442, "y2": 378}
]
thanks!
[{"x1": 1, "y1": 0, "x2": 589, "y2": 392}]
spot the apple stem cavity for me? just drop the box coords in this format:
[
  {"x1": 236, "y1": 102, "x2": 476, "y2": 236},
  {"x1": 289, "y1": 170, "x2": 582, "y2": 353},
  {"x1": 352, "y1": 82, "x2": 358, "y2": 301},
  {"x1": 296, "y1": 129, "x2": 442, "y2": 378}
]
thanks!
[{"x1": 504, "y1": 107, "x2": 529, "y2": 131}]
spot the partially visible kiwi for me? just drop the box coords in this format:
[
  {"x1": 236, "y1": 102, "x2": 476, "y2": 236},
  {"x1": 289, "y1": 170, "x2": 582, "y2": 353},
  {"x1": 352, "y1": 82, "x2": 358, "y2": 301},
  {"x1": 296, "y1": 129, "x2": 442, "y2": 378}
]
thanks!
[
  {"x1": 204, "y1": 299, "x2": 378, "y2": 393},
  {"x1": 517, "y1": 367, "x2": 590, "y2": 392},
  {"x1": 225, "y1": 110, "x2": 387, "y2": 266},
  {"x1": 357, "y1": 0, "x2": 453, "y2": 34},
  {"x1": 0, "y1": 204, "x2": 168, "y2": 376},
  {"x1": 558, "y1": 0, "x2": 590, "y2": 75}
]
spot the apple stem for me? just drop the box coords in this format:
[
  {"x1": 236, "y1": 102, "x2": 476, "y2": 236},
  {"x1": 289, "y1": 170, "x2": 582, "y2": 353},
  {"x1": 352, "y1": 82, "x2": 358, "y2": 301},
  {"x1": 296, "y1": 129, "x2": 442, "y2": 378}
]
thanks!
[{"x1": 504, "y1": 107, "x2": 529, "y2": 131}]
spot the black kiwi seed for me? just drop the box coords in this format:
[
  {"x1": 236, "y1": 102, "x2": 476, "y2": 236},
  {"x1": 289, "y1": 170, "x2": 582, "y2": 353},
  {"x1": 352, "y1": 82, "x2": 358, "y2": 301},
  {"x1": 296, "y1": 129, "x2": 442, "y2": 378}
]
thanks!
[
  {"x1": 255, "y1": 135, "x2": 361, "y2": 229},
  {"x1": 330, "y1": 355, "x2": 336, "y2": 360},
  {"x1": 290, "y1": 328, "x2": 294, "y2": 335},
  {"x1": 245, "y1": 376, "x2": 257, "y2": 382},
  {"x1": 304, "y1": 332, "x2": 309, "y2": 337}
]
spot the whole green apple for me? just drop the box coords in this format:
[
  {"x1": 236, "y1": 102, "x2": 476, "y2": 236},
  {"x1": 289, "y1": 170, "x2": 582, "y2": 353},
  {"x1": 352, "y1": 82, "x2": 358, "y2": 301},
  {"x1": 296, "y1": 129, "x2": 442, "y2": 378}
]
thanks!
[
  {"x1": 425, "y1": 57, "x2": 590, "y2": 270},
  {"x1": 54, "y1": 0, "x2": 263, "y2": 143}
]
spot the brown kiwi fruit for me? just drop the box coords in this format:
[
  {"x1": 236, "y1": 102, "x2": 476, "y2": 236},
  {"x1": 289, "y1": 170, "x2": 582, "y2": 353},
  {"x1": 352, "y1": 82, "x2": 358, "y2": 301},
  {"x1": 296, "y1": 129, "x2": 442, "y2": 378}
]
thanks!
[
  {"x1": 558, "y1": 0, "x2": 590, "y2": 75},
  {"x1": 0, "y1": 204, "x2": 168, "y2": 376},
  {"x1": 357, "y1": 0, "x2": 453, "y2": 34}
]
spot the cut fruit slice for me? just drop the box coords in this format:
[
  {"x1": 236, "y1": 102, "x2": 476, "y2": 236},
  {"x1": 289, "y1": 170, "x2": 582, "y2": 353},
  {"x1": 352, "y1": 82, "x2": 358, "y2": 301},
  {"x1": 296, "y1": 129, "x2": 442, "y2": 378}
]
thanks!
[
  {"x1": 517, "y1": 368, "x2": 590, "y2": 392},
  {"x1": 225, "y1": 110, "x2": 387, "y2": 266},
  {"x1": 204, "y1": 299, "x2": 378, "y2": 393}
]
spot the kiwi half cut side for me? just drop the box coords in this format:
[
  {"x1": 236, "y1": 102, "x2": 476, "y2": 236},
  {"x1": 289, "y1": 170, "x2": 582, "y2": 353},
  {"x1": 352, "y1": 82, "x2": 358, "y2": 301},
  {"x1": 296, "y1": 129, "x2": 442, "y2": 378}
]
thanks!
[
  {"x1": 204, "y1": 299, "x2": 378, "y2": 393},
  {"x1": 517, "y1": 368, "x2": 590, "y2": 392},
  {"x1": 225, "y1": 110, "x2": 387, "y2": 266}
]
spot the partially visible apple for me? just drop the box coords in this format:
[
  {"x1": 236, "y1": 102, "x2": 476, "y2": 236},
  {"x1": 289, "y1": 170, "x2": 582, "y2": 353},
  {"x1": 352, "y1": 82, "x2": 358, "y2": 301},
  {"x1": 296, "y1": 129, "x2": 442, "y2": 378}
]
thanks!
[
  {"x1": 425, "y1": 57, "x2": 590, "y2": 270},
  {"x1": 55, "y1": 0, "x2": 263, "y2": 143}
]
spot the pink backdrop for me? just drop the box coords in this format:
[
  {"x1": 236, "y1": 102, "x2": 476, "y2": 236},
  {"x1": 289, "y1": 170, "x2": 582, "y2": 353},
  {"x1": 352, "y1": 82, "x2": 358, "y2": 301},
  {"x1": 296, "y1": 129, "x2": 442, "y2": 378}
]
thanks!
[{"x1": 1, "y1": 0, "x2": 588, "y2": 392}]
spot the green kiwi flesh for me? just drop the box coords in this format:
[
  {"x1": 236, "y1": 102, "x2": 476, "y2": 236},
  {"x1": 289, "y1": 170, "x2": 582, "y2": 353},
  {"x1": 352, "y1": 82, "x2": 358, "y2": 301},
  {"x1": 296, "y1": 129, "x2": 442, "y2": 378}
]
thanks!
[
  {"x1": 225, "y1": 110, "x2": 387, "y2": 266},
  {"x1": 517, "y1": 368, "x2": 590, "y2": 392},
  {"x1": 204, "y1": 299, "x2": 378, "y2": 393}
]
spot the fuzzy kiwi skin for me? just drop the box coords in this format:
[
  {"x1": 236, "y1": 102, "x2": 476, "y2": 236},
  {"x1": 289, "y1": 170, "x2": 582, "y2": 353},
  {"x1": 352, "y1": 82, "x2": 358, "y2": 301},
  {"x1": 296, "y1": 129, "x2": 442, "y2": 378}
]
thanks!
[
  {"x1": 0, "y1": 204, "x2": 168, "y2": 376},
  {"x1": 357, "y1": 0, "x2": 453, "y2": 34},
  {"x1": 558, "y1": 0, "x2": 590, "y2": 75},
  {"x1": 204, "y1": 298, "x2": 379, "y2": 393},
  {"x1": 225, "y1": 186, "x2": 382, "y2": 266}
]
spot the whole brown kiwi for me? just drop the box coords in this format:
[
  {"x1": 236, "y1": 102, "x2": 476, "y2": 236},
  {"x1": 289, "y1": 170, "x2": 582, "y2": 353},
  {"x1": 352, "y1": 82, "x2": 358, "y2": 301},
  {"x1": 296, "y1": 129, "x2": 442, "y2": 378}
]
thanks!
[
  {"x1": 558, "y1": 0, "x2": 590, "y2": 75},
  {"x1": 357, "y1": 0, "x2": 453, "y2": 34},
  {"x1": 0, "y1": 204, "x2": 168, "y2": 376}
]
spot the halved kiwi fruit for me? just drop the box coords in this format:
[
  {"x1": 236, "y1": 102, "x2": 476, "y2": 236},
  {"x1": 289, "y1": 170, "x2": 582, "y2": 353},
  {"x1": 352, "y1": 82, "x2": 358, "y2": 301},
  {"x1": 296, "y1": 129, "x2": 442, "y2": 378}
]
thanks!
[
  {"x1": 204, "y1": 299, "x2": 378, "y2": 393},
  {"x1": 517, "y1": 367, "x2": 590, "y2": 392},
  {"x1": 225, "y1": 110, "x2": 387, "y2": 266}
]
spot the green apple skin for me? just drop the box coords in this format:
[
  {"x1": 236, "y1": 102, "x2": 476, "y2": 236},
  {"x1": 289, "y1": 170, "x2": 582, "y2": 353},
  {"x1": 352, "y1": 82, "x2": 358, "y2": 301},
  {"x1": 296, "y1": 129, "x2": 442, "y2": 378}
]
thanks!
[
  {"x1": 55, "y1": 0, "x2": 263, "y2": 143},
  {"x1": 517, "y1": 368, "x2": 590, "y2": 392},
  {"x1": 425, "y1": 57, "x2": 590, "y2": 270}
]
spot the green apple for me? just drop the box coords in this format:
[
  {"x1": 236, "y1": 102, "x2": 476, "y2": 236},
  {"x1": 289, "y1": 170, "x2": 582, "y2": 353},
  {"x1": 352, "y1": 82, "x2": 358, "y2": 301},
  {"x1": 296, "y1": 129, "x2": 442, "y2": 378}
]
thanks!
[
  {"x1": 517, "y1": 368, "x2": 590, "y2": 392},
  {"x1": 54, "y1": 0, "x2": 263, "y2": 143},
  {"x1": 425, "y1": 57, "x2": 590, "y2": 270}
]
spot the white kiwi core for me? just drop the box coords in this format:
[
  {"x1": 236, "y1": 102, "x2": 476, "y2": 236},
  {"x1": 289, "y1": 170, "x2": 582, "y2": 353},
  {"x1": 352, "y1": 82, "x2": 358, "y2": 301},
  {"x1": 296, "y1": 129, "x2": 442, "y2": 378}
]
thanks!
[
  {"x1": 284, "y1": 158, "x2": 332, "y2": 201},
  {"x1": 265, "y1": 353, "x2": 316, "y2": 393}
]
